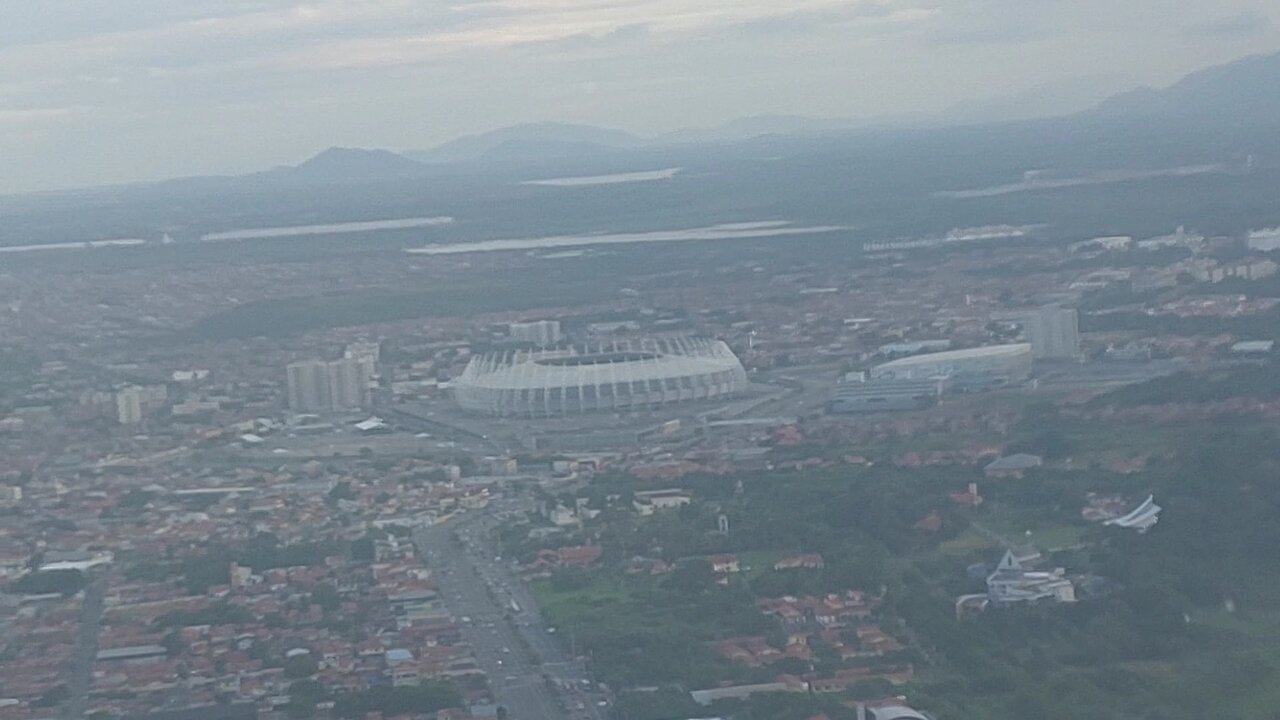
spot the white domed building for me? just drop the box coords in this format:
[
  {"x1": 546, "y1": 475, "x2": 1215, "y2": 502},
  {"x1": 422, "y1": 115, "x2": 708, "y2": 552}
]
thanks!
[
  {"x1": 453, "y1": 337, "x2": 748, "y2": 417},
  {"x1": 869, "y1": 343, "x2": 1032, "y2": 392}
]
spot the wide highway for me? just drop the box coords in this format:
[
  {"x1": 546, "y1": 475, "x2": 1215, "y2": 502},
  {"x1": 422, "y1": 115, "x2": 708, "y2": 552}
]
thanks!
[{"x1": 414, "y1": 498, "x2": 609, "y2": 720}]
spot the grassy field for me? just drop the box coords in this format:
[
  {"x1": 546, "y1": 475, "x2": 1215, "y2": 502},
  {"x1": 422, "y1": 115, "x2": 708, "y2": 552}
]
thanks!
[
  {"x1": 936, "y1": 528, "x2": 1000, "y2": 557},
  {"x1": 735, "y1": 550, "x2": 785, "y2": 579}
]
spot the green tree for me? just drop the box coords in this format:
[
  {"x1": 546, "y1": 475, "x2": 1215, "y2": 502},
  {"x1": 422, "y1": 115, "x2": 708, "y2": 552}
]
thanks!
[
  {"x1": 283, "y1": 654, "x2": 319, "y2": 679},
  {"x1": 665, "y1": 559, "x2": 715, "y2": 595},
  {"x1": 327, "y1": 482, "x2": 355, "y2": 503},
  {"x1": 310, "y1": 583, "x2": 340, "y2": 612},
  {"x1": 350, "y1": 537, "x2": 376, "y2": 563},
  {"x1": 6, "y1": 569, "x2": 86, "y2": 597}
]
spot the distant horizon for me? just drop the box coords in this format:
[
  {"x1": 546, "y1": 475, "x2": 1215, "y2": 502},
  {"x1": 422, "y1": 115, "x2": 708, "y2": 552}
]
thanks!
[
  {"x1": 0, "y1": 49, "x2": 1260, "y2": 201},
  {"x1": 3, "y1": 1, "x2": 1278, "y2": 194}
]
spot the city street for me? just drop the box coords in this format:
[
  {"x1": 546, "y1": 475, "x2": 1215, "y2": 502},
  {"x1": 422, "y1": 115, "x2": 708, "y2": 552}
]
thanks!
[
  {"x1": 414, "y1": 500, "x2": 609, "y2": 720},
  {"x1": 64, "y1": 579, "x2": 105, "y2": 720}
]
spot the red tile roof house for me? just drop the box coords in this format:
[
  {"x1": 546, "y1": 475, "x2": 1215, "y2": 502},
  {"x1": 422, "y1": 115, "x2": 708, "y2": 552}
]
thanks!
[
  {"x1": 533, "y1": 544, "x2": 604, "y2": 570},
  {"x1": 949, "y1": 483, "x2": 984, "y2": 507},
  {"x1": 807, "y1": 664, "x2": 914, "y2": 692}
]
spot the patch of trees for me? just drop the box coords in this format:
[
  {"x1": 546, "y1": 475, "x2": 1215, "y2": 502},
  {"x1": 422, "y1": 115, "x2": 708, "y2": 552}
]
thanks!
[
  {"x1": 330, "y1": 681, "x2": 461, "y2": 719},
  {"x1": 1089, "y1": 363, "x2": 1280, "y2": 408},
  {"x1": 1082, "y1": 305, "x2": 1280, "y2": 339},
  {"x1": 282, "y1": 654, "x2": 319, "y2": 679},
  {"x1": 6, "y1": 569, "x2": 85, "y2": 596},
  {"x1": 156, "y1": 601, "x2": 254, "y2": 628}
]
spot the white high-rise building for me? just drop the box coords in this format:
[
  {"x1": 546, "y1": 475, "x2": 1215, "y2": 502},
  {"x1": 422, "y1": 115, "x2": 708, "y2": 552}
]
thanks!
[
  {"x1": 287, "y1": 360, "x2": 331, "y2": 412},
  {"x1": 115, "y1": 388, "x2": 145, "y2": 425},
  {"x1": 1024, "y1": 306, "x2": 1080, "y2": 360},
  {"x1": 287, "y1": 358, "x2": 373, "y2": 413},
  {"x1": 510, "y1": 320, "x2": 562, "y2": 347},
  {"x1": 327, "y1": 358, "x2": 372, "y2": 411}
]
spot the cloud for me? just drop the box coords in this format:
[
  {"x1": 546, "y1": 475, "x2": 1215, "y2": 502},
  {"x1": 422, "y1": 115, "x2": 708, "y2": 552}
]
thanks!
[
  {"x1": 733, "y1": 2, "x2": 935, "y2": 37},
  {"x1": 1184, "y1": 11, "x2": 1271, "y2": 38},
  {"x1": 3, "y1": 0, "x2": 1280, "y2": 192},
  {"x1": 925, "y1": 0, "x2": 1065, "y2": 45},
  {"x1": 0, "y1": 107, "x2": 77, "y2": 125},
  {"x1": 260, "y1": 0, "x2": 938, "y2": 70}
]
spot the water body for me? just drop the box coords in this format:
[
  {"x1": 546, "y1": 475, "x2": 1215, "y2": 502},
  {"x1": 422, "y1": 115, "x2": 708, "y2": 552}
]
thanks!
[
  {"x1": 938, "y1": 164, "x2": 1226, "y2": 199},
  {"x1": 200, "y1": 216, "x2": 454, "y2": 242},
  {"x1": 0, "y1": 238, "x2": 145, "y2": 254},
  {"x1": 522, "y1": 168, "x2": 683, "y2": 187},
  {"x1": 406, "y1": 221, "x2": 849, "y2": 256}
]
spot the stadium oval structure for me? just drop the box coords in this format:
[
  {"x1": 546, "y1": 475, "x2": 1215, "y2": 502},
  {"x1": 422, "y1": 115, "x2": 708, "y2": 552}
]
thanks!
[
  {"x1": 454, "y1": 337, "x2": 748, "y2": 417},
  {"x1": 869, "y1": 343, "x2": 1033, "y2": 391}
]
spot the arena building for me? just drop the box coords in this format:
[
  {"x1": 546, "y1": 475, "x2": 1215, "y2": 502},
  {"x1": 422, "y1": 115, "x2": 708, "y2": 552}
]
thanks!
[
  {"x1": 453, "y1": 337, "x2": 748, "y2": 417},
  {"x1": 868, "y1": 344, "x2": 1032, "y2": 391},
  {"x1": 829, "y1": 377, "x2": 946, "y2": 414}
]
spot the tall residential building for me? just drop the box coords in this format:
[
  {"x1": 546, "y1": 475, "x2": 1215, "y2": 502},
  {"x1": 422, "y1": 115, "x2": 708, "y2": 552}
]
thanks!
[
  {"x1": 287, "y1": 360, "x2": 330, "y2": 412},
  {"x1": 1024, "y1": 306, "x2": 1080, "y2": 360},
  {"x1": 509, "y1": 320, "x2": 562, "y2": 347},
  {"x1": 115, "y1": 388, "x2": 145, "y2": 425},
  {"x1": 287, "y1": 358, "x2": 372, "y2": 413},
  {"x1": 327, "y1": 357, "x2": 372, "y2": 411}
]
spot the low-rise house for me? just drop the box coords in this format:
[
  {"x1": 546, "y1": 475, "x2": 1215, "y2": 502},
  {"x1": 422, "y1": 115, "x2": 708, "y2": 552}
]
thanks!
[
  {"x1": 949, "y1": 483, "x2": 983, "y2": 507},
  {"x1": 984, "y1": 453, "x2": 1043, "y2": 478},
  {"x1": 631, "y1": 489, "x2": 692, "y2": 515},
  {"x1": 710, "y1": 554, "x2": 741, "y2": 574},
  {"x1": 774, "y1": 554, "x2": 825, "y2": 571}
]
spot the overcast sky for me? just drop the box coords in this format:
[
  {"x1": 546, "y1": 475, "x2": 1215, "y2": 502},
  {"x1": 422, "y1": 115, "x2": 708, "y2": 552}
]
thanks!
[{"x1": 1, "y1": 0, "x2": 1278, "y2": 193}]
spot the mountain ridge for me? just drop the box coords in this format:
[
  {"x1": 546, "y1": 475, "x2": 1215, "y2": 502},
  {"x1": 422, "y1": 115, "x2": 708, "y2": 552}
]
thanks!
[{"x1": 12, "y1": 49, "x2": 1280, "y2": 195}]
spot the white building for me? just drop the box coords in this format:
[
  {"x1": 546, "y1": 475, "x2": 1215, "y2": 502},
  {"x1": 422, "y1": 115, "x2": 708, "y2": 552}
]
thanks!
[
  {"x1": 0, "y1": 485, "x2": 21, "y2": 505},
  {"x1": 287, "y1": 358, "x2": 373, "y2": 413},
  {"x1": 287, "y1": 360, "x2": 330, "y2": 413},
  {"x1": 345, "y1": 341, "x2": 381, "y2": 364},
  {"x1": 509, "y1": 320, "x2": 562, "y2": 347},
  {"x1": 1069, "y1": 235, "x2": 1132, "y2": 253},
  {"x1": 327, "y1": 358, "x2": 371, "y2": 411},
  {"x1": 869, "y1": 344, "x2": 1032, "y2": 391},
  {"x1": 1247, "y1": 227, "x2": 1280, "y2": 252},
  {"x1": 1201, "y1": 258, "x2": 1279, "y2": 283},
  {"x1": 985, "y1": 550, "x2": 1075, "y2": 606},
  {"x1": 1136, "y1": 226, "x2": 1203, "y2": 251},
  {"x1": 632, "y1": 489, "x2": 693, "y2": 515},
  {"x1": 1103, "y1": 495, "x2": 1161, "y2": 533},
  {"x1": 115, "y1": 387, "x2": 145, "y2": 425},
  {"x1": 454, "y1": 337, "x2": 747, "y2": 417}
]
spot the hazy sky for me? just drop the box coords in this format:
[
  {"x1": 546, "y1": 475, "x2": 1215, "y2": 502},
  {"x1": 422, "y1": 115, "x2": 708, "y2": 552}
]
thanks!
[{"x1": 2, "y1": 0, "x2": 1278, "y2": 193}]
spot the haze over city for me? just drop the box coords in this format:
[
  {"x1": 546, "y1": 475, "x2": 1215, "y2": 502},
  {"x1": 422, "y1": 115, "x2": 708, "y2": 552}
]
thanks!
[
  {"x1": 3, "y1": 0, "x2": 1280, "y2": 192},
  {"x1": 7, "y1": 4, "x2": 1280, "y2": 720}
]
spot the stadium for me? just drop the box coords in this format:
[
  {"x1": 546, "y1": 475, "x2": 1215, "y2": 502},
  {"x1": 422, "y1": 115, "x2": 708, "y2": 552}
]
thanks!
[
  {"x1": 453, "y1": 337, "x2": 748, "y2": 417},
  {"x1": 869, "y1": 343, "x2": 1032, "y2": 391}
]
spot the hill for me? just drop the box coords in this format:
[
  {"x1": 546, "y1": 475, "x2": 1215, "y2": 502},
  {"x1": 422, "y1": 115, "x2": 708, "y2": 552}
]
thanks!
[
  {"x1": 273, "y1": 147, "x2": 430, "y2": 182},
  {"x1": 1087, "y1": 50, "x2": 1280, "y2": 127},
  {"x1": 406, "y1": 122, "x2": 641, "y2": 164}
]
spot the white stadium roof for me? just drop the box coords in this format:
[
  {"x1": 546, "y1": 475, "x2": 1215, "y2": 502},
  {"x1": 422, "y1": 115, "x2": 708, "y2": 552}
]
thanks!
[
  {"x1": 873, "y1": 343, "x2": 1032, "y2": 370},
  {"x1": 454, "y1": 336, "x2": 748, "y2": 417}
]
